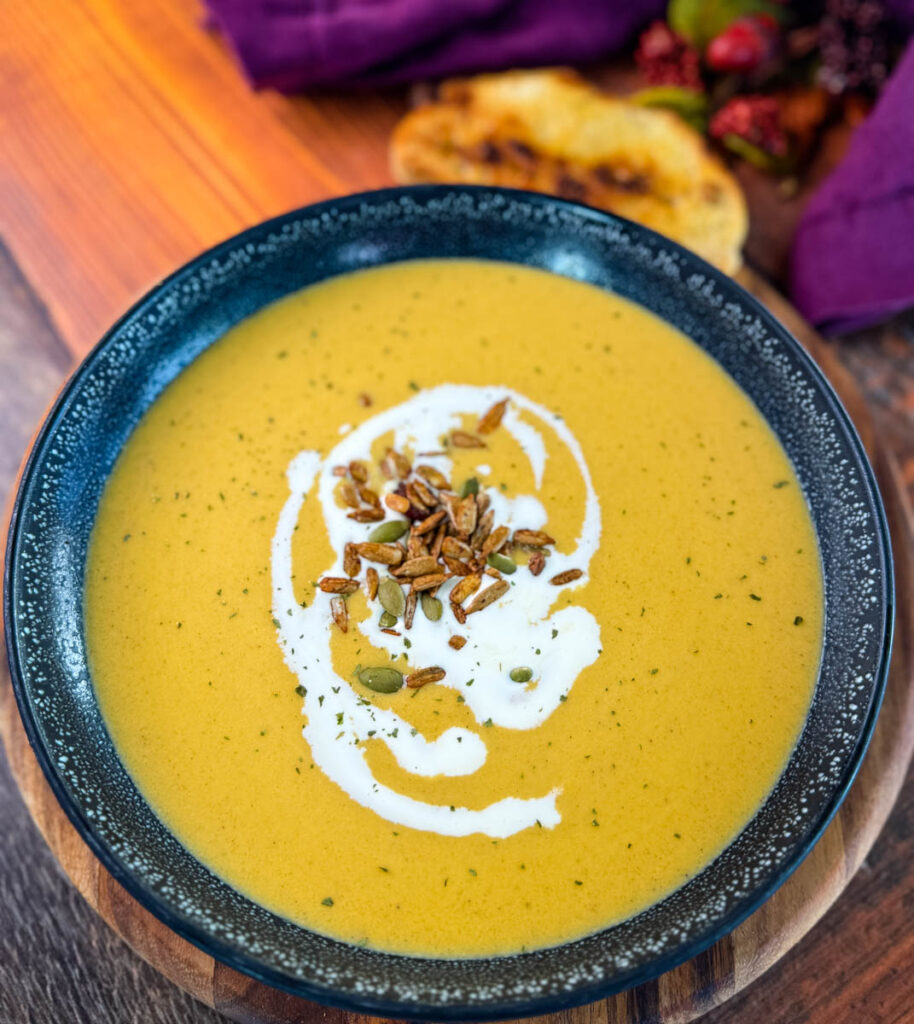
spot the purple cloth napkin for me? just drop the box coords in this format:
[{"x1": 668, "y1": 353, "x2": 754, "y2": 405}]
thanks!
[
  {"x1": 790, "y1": 39, "x2": 914, "y2": 333},
  {"x1": 205, "y1": 0, "x2": 664, "y2": 91}
]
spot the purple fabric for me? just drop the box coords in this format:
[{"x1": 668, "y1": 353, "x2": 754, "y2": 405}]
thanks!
[
  {"x1": 204, "y1": 0, "x2": 664, "y2": 91},
  {"x1": 790, "y1": 40, "x2": 914, "y2": 333}
]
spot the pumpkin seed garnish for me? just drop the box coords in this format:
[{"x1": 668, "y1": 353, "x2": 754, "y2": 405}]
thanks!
[
  {"x1": 509, "y1": 667, "x2": 533, "y2": 683},
  {"x1": 379, "y1": 611, "x2": 398, "y2": 628},
  {"x1": 420, "y1": 593, "x2": 443, "y2": 621},
  {"x1": 487, "y1": 552, "x2": 517, "y2": 575},
  {"x1": 368, "y1": 520, "x2": 409, "y2": 543},
  {"x1": 357, "y1": 667, "x2": 404, "y2": 694},
  {"x1": 459, "y1": 477, "x2": 479, "y2": 498},
  {"x1": 378, "y1": 577, "x2": 406, "y2": 617}
]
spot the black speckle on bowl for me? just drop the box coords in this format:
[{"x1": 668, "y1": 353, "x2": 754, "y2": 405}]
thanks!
[{"x1": 3, "y1": 187, "x2": 893, "y2": 1020}]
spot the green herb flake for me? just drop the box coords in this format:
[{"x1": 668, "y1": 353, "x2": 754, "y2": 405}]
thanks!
[
  {"x1": 794, "y1": 615, "x2": 804, "y2": 625},
  {"x1": 321, "y1": 897, "x2": 334, "y2": 907}
]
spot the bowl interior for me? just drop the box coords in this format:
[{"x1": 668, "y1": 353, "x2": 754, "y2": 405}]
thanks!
[{"x1": 4, "y1": 187, "x2": 892, "y2": 1020}]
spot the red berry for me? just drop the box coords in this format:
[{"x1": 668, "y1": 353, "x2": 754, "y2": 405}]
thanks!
[
  {"x1": 635, "y1": 21, "x2": 703, "y2": 90},
  {"x1": 706, "y1": 16, "x2": 776, "y2": 73},
  {"x1": 709, "y1": 95, "x2": 788, "y2": 156}
]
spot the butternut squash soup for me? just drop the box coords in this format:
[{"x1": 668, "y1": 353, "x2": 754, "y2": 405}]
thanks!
[{"x1": 85, "y1": 259, "x2": 823, "y2": 957}]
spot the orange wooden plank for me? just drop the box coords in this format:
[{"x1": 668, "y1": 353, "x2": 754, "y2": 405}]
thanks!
[{"x1": 0, "y1": 0, "x2": 402, "y2": 357}]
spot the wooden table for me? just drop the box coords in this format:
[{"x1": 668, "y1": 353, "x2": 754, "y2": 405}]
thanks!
[{"x1": 1, "y1": 2, "x2": 913, "y2": 1022}]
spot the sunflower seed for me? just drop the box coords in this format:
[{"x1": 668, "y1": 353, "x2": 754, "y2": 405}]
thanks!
[
  {"x1": 319, "y1": 577, "x2": 359, "y2": 595},
  {"x1": 514, "y1": 529, "x2": 555, "y2": 547},
  {"x1": 343, "y1": 543, "x2": 361, "y2": 578},
  {"x1": 406, "y1": 666, "x2": 446, "y2": 689},
  {"x1": 416, "y1": 465, "x2": 450, "y2": 490},
  {"x1": 385, "y1": 492, "x2": 411, "y2": 514},
  {"x1": 330, "y1": 596, "x2": 348, "y2": 633},
  {"x1": 413, "y1": 508, "x2": 446, "y2": 535},
  {"x1": 396, "y1": 556, "x2": 440, "y2": 578},
  {"x1": 356, "y1": 541, "x2": 405, "y2": 565},
  {"x1": 550, "y1": 568, "x2": 584, "y2": 586},
  {"x1": 404, "y1": 591, "x2": 418, "y2": 630},
  {"x1": 466, "y1": 578, "x2": 509, "y2": 614},
  {"x1": 347, "y1": 507, "x2": 385, "y2": 523},
  {"x1": 451, "y1": 430, "x2": 486, "y2": 449},
  {"x1": 450, "y1": 573, "x2": 482, "y2": 606},
  {"x1": 477, "y1": 398, "x2": 509, "y2": 435}
]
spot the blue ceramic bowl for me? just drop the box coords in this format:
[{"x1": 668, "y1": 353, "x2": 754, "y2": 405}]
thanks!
[{"x1": 4, "y1": 187, "x2": 893, "y2": 1020}]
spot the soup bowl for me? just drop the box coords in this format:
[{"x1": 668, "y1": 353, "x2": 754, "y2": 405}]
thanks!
[{"x1": 3, "y1": 186, "x2": 893, "y2": 1020}]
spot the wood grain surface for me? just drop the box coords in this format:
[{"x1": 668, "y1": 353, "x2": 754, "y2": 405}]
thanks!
[{"x1": 1, "y1": 0, "x2": 914, "y2": 1021}]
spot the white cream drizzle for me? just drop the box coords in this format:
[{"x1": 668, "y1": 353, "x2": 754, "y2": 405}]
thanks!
[{"x1": 271, "y1": 386, "x2": 601, "y2": 838}]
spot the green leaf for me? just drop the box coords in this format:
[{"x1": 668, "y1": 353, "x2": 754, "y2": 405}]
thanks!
[
  {"x1": 720, "y1": 133, "x2": 793, "y2": 173},
  {"x1": 630, "y1": 86, "x2": 709, "y2": 131},
  {"x1": 668, "y1": 0, "x2": 779, "y2": 49}
]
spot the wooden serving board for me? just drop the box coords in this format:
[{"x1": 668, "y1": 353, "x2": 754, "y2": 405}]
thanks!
[{"x1": 1, "y1": 270, "x2": 912, "y2": 1024}]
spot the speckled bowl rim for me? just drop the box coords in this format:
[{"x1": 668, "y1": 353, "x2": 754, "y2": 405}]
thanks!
[{"x1": 4, "y1": 186, "x2": 894, "y2": 1021}]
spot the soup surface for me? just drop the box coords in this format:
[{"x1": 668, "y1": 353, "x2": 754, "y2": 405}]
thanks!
[{"x1": 86, "y1": 259, "x2": 823, "y2": 956}]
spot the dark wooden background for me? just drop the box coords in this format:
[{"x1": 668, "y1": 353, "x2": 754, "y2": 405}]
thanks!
[{"x1": 1, "y1": 1, "x2": 914, "y2": 1021}]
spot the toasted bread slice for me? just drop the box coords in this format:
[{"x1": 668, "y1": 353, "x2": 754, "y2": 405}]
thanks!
[{"x1": 391, "y1": 69, "x2": 747, "y2": 275}]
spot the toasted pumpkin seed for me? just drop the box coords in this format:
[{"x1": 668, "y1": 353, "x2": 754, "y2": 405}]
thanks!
[
  {"x1": 368, "y1": 520, "x2": 409, "y2": 543},
  {"x1": 509, "y1": 667, "x2": 533, "y2": 683},
  {"x1": 379, "y1": 611, "x2": 398, "y2": 628},
  {"x1": 378, "y1": 578, "x2": 406, "y2": 617},
  {"x1": 420, "y1": 593, "x2": 443, "y2": 621},
  {"x1": 358, "y1": 667, "x2": 404, "y2": 694},
  {"x1": 459, "y1": 477, "x2": 479, "y2": 497},
  {"x1": 487, "y1": 552, "x2": 517, "y2": 575}
]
